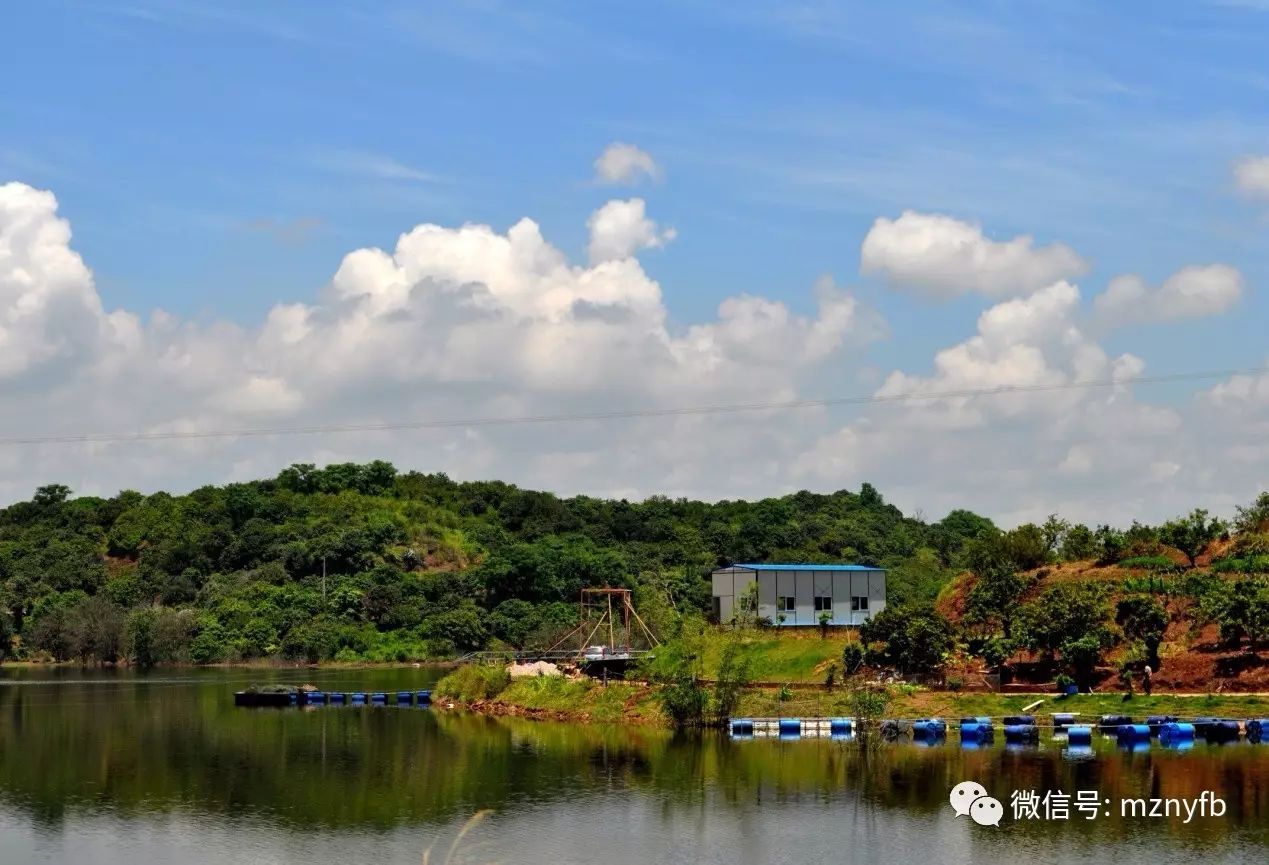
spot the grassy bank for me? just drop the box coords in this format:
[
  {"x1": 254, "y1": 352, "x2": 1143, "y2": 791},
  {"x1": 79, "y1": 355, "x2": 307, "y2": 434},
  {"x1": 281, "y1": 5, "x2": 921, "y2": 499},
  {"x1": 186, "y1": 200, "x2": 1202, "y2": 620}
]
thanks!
[
  {"x1": 437, "y1": 662, "x2": 1269, "y2": 727},
  {"x1": 434, "y1": 665, "x2": 663, "y2": 723},
  {"x1": 735, "y1": 686, "x2": 1269, "y2": 723}
]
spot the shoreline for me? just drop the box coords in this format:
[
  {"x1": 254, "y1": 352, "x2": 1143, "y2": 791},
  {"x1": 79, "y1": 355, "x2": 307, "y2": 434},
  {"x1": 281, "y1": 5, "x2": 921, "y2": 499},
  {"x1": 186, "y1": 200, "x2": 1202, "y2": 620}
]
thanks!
[{"x1": 0, "y1": 659, "x2": 460, "y2": 671}]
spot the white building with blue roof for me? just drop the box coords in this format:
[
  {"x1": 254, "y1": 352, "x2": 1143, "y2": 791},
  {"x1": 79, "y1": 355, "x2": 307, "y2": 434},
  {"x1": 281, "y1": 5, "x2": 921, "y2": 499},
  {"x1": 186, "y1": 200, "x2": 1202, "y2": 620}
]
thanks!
[{"x1": 710, "y1": 563, "x2": 886, "y2": 627}]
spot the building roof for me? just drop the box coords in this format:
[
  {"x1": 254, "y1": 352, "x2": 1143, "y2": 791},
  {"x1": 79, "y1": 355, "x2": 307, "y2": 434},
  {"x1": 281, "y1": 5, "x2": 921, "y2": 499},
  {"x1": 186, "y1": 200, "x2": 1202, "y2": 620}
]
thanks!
[{"x1": 723, "y1": 563, "x2": 883, "y2": 572}]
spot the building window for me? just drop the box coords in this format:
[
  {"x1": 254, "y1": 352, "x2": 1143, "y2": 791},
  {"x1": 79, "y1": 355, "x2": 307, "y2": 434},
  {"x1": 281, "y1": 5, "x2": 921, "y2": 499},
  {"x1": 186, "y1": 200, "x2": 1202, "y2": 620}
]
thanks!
[
  {"x1": 851, "y1": 595, "x2": 869, "y2": 612},
  {"x1": 778, "y1": 596, "x2": 796, "y2": 612},
  {"x1": 814, "y1": 596, "x2": 832, "y2": 612}
]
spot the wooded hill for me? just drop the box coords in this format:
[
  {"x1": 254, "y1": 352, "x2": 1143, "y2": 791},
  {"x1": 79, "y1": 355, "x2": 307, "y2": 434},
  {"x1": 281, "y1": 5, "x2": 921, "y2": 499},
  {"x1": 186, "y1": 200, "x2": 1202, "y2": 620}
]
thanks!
[{"x1": 0, "y1": 461, "x2": 1265, "y2": 678}]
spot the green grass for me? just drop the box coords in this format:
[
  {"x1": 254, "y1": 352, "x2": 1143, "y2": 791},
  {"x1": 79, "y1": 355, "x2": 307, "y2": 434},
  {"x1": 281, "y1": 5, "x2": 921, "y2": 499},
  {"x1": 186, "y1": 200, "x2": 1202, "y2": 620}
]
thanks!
[
  {"x1": 495, "y1": 677, "x2": 660, "y2": 723},
  {"x1": 699, "y1": 630, "x2": 851, "y2": 682}
]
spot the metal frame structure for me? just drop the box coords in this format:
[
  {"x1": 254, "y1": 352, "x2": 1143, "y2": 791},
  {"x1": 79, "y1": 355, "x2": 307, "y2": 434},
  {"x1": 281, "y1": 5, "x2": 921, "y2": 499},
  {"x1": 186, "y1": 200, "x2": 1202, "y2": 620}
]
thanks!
[{"x1": 457, "y1": 587, "x2": 658, "y2": 664}]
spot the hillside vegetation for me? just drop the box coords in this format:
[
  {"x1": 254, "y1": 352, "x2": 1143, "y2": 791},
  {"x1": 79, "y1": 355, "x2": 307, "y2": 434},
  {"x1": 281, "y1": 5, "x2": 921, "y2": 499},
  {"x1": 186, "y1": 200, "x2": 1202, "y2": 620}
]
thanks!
[
  {"x1": 0, "y1": 463, "x2": 977, "y2": 665},
  {"x1": 1, "y1": 461, "x2": 1266, "y2": 695}
]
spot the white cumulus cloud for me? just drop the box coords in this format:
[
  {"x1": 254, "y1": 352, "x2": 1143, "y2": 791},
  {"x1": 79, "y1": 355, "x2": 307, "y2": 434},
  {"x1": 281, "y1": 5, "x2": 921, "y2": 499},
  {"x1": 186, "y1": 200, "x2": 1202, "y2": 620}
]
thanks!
[
  {"x1": 1234, "y1": 155, "x2": 1269, "y2": 199},
  {"x1": 2, "y1": 180, "x2": 1265, "y2": 527},
  {"x1": 586, "y1": 198, "x2": 676, "y2": 264},
  {"x1": 1092, "y1": 264, "x2": 1244, "y2": 329},
  {"x1": 593, "y1": 142, "x2": 660, "y2": 185},
  {"x1": 860, "y1": 211, "x2": 1089, "y2": 299},
  {"x1": 0, "y1": 181, "x2": 876, "y2": 508}
]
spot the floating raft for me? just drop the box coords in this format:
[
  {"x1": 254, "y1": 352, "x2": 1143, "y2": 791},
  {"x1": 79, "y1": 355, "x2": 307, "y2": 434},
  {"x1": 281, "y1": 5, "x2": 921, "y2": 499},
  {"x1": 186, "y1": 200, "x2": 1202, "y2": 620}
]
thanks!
[
  {"x1": 235, "y1": 687, "x2": 432, "y2": 708},
  {"x1": 727, "y1": 714, "x2": 1261, "y2": 746},
  {"x1": 234, "y1": 688, "x2": 295, "y2": 707},
  {"x1": 729, "y1": 717, "x2": 854, "y2": 739}
]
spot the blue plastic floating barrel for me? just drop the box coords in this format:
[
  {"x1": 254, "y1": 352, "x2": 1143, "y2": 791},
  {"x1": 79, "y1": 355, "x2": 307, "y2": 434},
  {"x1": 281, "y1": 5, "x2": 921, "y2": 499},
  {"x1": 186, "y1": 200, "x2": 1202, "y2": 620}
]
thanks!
[
  {"x1": 397, "y1": 691, "x2": 413, "y2": 704},
  {"x1": 960, "y1": 721, "x2": 993, "y2": 743},
  {"x1": 730, "y1": 718, "x2": 755, "y2": 737},
  {"x1": 1100, "y1": 714, "x2": 1132, "y2": 729},
  {"x1": 288, "y1": 692, "x2": 298, "y2": 705},
  {"x1": 913, "y1": 719, "x2": 946, "y2": 738},
  {"x1": 306, "y1": 691, "x2": 326, "y2": 705},
  {"x1": 329, "y1": 692, "x2": 346, "y2": 704},
  {"x1": 1004, "y1": 724, "x2": 1038, "y2": 743},
  {"x1": 1191, "y1": 717, "x2": 1218, "y2": 737},
  {"x1": 1116, "y1": 723, "x2": 1151, "y2": 743},
  {"x1": 1066, "y1": 725, "x2": 1092, "y2": 746},
  {"x1": 1205, "y1": 720, "x2": 1241, "y2": 742},
  {"x1": 1145, "y1": 715, "x2": 1177, "y2": 736},
  {"x1": 415, "y1": 690, "x2": 432, "y2": 704},
  {"x1": 1003, "y1": 715, "x2": 1035, "y2": 726},
  {"x1": 1053, "y1": 713, "x2": 1076, "y2": 729},
  {"x1": 1247, "y1": 719, "x2": 1267, "y2": 742},
  {"x1": 778, "y1": 718, "x2": 801, "y2": 738},
  {"x1": 830, "y1": 717, "x2": 853, "y2": 736},
  {"x1": 350, "y1": 692, "x2": 367, "y2": 704},
  {"x1": 959, "y1": 716, "x2": 991, "y2": 725},
  {"x1": 1160, "y1": 722, "x2": 1195, "y2": 744},
  {"x1": 370, "y1": 692, "x2": 387, "y2": 704}
]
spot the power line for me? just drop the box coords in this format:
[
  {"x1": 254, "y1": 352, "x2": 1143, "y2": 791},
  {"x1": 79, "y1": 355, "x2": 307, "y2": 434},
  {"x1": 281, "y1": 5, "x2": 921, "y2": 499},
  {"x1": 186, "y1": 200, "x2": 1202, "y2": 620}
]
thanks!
[{"x1": 0, "y1": 365, "x2": 1264, "y2": 448}]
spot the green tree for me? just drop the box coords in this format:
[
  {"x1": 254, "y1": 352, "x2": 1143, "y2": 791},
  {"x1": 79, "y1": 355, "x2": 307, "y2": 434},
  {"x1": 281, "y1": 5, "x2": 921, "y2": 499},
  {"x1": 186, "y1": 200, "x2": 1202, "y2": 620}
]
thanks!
[
  {"x1": 1235, "y1": 491, "x2": 1269, "y2": 534},
  {"x1": 1059, "y1": 524, "x2": 1098, "y2": 561},
  {"x1": 1060, "y1": 634, "x2": 1105, "y2": 691},
  {"x1": 67, "y1": 595, "x2": 124, "y2": 663},
  {"x1": 1041, "y1": 514, "x2": 1071, "y2": 556},
  {"x1": 1159, "y1": 509, "x2": 1226, "y2": 568},
  {"x1": 965, "y1": 567, "x2": 1029, "y2": 639},
  {"x1": 1018, "y1": 583, "x2": 1114, "y2": 657},
  {"x1": 1115, "y1": 595, "x2": 1168, "y2": 667},
  {"x1": 126, "y1": 608, "x2": 160, "y2": 668},
  {"x1": 859, "y1": 603, "x2": 953, "y2": 673}
]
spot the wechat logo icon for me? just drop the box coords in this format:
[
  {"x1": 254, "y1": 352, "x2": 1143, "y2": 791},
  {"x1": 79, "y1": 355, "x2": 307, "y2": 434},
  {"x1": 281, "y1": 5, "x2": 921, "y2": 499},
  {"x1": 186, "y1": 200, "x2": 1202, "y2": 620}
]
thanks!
[{"x1": 950, "y1": 781, "x2": 1003, "y2": 827}]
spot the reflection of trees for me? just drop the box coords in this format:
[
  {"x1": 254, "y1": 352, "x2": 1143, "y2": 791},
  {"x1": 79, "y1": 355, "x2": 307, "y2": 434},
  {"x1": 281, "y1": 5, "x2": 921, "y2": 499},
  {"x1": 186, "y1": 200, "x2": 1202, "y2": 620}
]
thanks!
[{"x1": 1, "y1": 679, "x2": 1266, "y2": 843}]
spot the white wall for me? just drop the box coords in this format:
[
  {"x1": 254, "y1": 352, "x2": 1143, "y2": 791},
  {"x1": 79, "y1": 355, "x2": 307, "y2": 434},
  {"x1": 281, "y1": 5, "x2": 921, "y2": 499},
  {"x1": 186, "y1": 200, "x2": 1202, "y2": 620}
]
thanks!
[{"x1": 712, "y1": 568, "x2": 886, "y2": 626}]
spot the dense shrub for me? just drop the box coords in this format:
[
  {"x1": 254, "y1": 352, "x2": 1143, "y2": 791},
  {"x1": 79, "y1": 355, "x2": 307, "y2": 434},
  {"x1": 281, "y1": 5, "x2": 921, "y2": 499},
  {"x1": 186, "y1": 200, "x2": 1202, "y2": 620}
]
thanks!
[{"x1": 435, "y1": 664, "x2": 512, "y2": 702}]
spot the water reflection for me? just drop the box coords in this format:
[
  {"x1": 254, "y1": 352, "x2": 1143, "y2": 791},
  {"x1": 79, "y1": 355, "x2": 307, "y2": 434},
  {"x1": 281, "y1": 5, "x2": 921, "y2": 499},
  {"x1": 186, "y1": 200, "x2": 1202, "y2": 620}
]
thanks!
[{"x1": 1, "y1": 669, "x2": 1266, "y2": 865}]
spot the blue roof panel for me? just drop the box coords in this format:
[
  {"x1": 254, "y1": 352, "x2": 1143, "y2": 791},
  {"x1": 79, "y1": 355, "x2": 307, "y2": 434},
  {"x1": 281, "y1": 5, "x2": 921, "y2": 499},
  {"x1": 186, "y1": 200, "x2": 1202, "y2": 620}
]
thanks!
[{"x1": 730, "y1": 563, "x2": 883, "y2": 572}]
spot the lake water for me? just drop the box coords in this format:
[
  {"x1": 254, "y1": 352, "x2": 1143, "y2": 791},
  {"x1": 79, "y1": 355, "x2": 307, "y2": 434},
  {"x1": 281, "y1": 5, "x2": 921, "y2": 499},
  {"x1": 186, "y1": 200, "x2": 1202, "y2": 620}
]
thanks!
[{"x1": 0, "y1": 668, "x2": 1265, "y2": 865}]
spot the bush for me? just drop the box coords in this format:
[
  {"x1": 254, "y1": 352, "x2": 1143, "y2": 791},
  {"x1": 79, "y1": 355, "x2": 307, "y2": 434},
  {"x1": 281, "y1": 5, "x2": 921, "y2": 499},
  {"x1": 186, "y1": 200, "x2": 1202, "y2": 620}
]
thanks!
[
  {"x1": 1212, "y1": 555, "x2": 1269, "y2": 575},
  {"x1": 435, "y1": 664, "x2": 511, "y2": 702},
  {"x1": 980, "y1": 635, "x2": 1015, "y2": 669},
  {"x1": 1117, "y1": 555, "x2": 1179, "y2": 572},
  {"x1": 841, "y1": 641, "x2": 865, "y2": 675},
  {"x1": 859, "y1": 603, "x2": 954, "y2": 672},
  {"x1": 712, "y1": 638, "x2": 753, "y2": 721}
]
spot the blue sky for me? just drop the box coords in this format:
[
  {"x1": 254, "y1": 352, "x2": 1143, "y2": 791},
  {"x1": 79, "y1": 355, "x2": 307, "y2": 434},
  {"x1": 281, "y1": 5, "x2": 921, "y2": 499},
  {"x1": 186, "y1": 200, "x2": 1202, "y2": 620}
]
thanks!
[{"x1": 1, "y1": 0, "x2": 1268, "y2": 521}]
